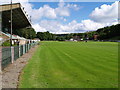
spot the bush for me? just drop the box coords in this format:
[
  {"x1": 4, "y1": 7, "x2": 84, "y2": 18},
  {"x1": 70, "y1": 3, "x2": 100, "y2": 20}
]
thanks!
[{"x1": 2, "y1": 40, "x2": 11, "y2": 46}]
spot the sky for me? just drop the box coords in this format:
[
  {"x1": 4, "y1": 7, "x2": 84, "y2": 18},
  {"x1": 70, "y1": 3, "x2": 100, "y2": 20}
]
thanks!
[{"x1": 0, "y1": 0, "x2": 119, "y2": 34}]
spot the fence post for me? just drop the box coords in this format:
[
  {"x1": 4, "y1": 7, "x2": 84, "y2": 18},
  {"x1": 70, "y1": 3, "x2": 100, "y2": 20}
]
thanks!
[
  {"x1": 19, "y1": 45, "x2": 21, "y2": 57},
  {"x1": 27, "y1": 44, "x2": 29, "y2": 50},
  {"x1": 28, "y1": 44, "x2": 29, "y2": 50},
  {"x1": 0, "y1": 11, "x2": 2, "y2": 90},
  {"x1": 24, "y1": 45, "x2": 25, "y2": 53},
  {"x1": 26, "y1": 44, "x2": 27, "y2": 53},
  {"x1": 11, "y1": 46, "x2": 14, "y2": 64},
  {"x1": 0, "y1": 47, "x2": 2, "y2": 73},
  {"x1": 27, "y1": 44, "x2": 28, "y2": 51},
  {"x1": 26, "y1": 44, "x2": 27, "y2": 52},
  {"x1": 23, "y1": 45, "x2": 25, "y2": 54},
  {"x1": 22, "y1": 45, "x2": 24, "y2": 55}
]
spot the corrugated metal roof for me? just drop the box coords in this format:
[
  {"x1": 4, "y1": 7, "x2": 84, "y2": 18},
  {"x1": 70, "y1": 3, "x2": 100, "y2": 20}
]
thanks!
[
  {"x1": 0, "y1": 3, "x2": 31, "y2": 29},
  {"x1": 0, "y1": 31, "x2": 26, "y2": 40}
]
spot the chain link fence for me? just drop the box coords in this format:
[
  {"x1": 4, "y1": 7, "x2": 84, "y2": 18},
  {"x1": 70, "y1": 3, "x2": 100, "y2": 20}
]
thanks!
[
  {"x1": 14, "y1": 46, "x2": 19, "y2": 61},
  {"x1": 2, "y1": 47, "x2": 11, "y2": 69},
  {"x1": 1, "y1": 42, "x2": 39, "y2": 69}
]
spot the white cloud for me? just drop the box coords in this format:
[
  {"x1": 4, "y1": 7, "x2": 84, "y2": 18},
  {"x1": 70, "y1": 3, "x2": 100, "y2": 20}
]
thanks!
[
  {"x1": 55, "y1": 6, "x2": 70, "y2": 16},
  {"x1": 1, "y1": 0, "x2": 117, "y2": 34},
  {"x1": 60, "y1": 17, "x2": 67, "y2": 22},
  {"x1": 20, "y1": 0, "x2": 80, "y2": 23},
  {"x1": 66, "y1": 4, "x2": 80, "y2": 10},
  {"x1": 53, "y1": 1, "x2": 70, "y2": 17},
  {"x1": 80, "y1": 19, "x2": 105, "y2": 30},
  {"x1": 36, "y1": 5, "x2": 57, "y2": 19},
  {"x1": 55, "y1": 2, "x2": 80, "y2": 17},
  {"x1": 27, "y1": 1, "x2": 118, "y2": 34},
  {"x1": 32, "y1": 24, "x2": 47, "y2": 32},
  {"x1": 21, "y1": 3, "x2": 57, "y2": 22},
  {"x1": 12, "y1": 1, "x2": 57, "y2": 23},
  {"x1": 32, "y1": 19, "x2": 107, "y2": 34},
  {"x1": 90, "y1": 1, "x2": 118, "y2": 23},
  {"x1": 63, "y1": 18, "x2": 67, "y2": 22}
]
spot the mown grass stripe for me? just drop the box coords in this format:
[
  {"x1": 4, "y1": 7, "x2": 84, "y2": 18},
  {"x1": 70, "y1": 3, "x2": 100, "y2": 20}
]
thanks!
[{"x1": 19, "y1": 41, "x2": 118, "y2": 88}]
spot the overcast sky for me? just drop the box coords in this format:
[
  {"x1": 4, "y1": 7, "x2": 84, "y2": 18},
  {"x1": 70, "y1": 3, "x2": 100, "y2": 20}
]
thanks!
[{"x1": 1, "y1": 0, "x2": 119, "y2": 34}]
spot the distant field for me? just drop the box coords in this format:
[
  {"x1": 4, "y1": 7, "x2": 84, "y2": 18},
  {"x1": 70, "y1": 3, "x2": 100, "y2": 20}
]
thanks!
[{"x1": 19, "y1": 41, "x2": 118, "y2": 88}]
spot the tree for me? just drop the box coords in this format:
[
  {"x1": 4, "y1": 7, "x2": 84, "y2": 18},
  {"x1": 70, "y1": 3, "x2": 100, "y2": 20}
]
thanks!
[
  {"x1": 37, "y1": 31, "x2": 56, "y2": 41},
  {"x1": 37, "y1": 32, "x2": 45, "y2": 40},
  {"x1": 96, "y1": 24, "x2": 120, "y2": 40},
  {"x1": 13, "y1": 27, "x2": 36, "y2": 39}
]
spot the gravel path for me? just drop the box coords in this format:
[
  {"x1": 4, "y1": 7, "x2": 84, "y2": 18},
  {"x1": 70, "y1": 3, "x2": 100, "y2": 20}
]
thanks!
[
  {"x1": 2, "y1": 45, "x2": 38, "y2": 88},
  {"x1": 0, "y1": 47, "x2": 2, "y2": 90},
  {"x1": 0, "y1": 72, "x2": 2, "y2": 90}
]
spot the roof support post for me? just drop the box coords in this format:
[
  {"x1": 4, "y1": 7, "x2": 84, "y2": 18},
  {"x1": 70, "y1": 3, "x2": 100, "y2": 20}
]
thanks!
[{"x1": 10, "y1": 0, "x2": 13, "y2": 47}]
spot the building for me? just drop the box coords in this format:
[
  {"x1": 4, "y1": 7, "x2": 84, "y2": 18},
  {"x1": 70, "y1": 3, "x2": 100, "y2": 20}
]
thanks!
[
  {"x1": 0, "y1": 31, "x2": 27, "y2": 45},
  {"x1": 0, "y1": 3, "x2": 33, "y2": 72},
  {"x1": 13, "y1": 35, "x2": 27, "y2": 45},
  {"x1": 0, "y1": 31, "x2": 9, "y2": 45},
  {"x1": 0, "y1": 3, "x2": 32, "y2": 45},
  {"x1": 32, "y1": 38, "x2": 41, "y2": 42},
  {"x1": 0, "y1": 3, "x2": 31, "y2": 31}
]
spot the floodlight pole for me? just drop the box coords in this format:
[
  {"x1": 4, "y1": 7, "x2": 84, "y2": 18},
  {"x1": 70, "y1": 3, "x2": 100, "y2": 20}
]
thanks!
[
  {"x1": 10, "y1": 0, "x2": 13, "y2": 46},
  {"x1": 10, "y1": 0, "x2": 14, "y2": 63}
]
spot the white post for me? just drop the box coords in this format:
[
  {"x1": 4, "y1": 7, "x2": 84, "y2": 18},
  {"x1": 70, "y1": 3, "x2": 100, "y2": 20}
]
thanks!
[
  {"x1": 10, "y1": 0, "x2": 13, "y2": 65},
  {"x1": 10, "y1": 0, "x2": 13, "y2": 47},
  {"x1": 11, "y1": 46, "x2": 14, "y2": 63},
  {"x1": 0, "y1": 6, "x2": 2, "y2": 90},
  {"x1": 19, "y1": 45, "x2": 21, "y2": 57},
  {"x1": 28, "y1": 44, "x2": 29, "y2": 50},
  {"x1": 0, "y1": 47, "x2": 2, "y2": 90},
  {"x1": 0, "y1": 47, "x2": 2, "y2": 72},
  {"x1": 23, "y1": 45, "x2": 25, "y2": 54},
  {"x1": 26, "y1": 44, "x2": 27, "y2": 52},
  {"x1": 0, "y1": 10, "x2": 2, "y2": 74}
]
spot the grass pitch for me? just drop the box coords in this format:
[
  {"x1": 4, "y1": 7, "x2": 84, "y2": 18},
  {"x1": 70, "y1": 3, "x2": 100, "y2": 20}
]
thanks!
[{"x1": 19, "y1": 41, "x2": 118, "y2": 88}]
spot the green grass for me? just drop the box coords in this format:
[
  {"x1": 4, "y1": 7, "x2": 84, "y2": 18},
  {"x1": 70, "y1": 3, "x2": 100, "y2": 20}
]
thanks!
[{"x1": 19, "y1": 41, "x2": 118, "y2": 88}]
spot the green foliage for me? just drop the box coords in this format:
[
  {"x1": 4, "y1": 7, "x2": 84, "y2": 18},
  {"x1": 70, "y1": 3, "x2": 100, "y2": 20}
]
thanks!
[
  {"x1": 13, "y1": 28, "x2": 36, "y2": 39},
  {"x1": 56, "y1": 36, "x2": 65, "y2": 41},
  {"x1": 71, "y1": 24, "x2": 120, "y2": 40},
  {"x1": 37, "y1": 31, "x2": 84, "y2": 41},
  {"x1": 96, "y1": 24, "x2": 120, "y2": 40},
  {"x1": 2, "y1": 40, "x2": 10, "y2": 46},
  {"x1": 12, "y1": 24, "x2": 120, "y2": 41},
  {"x1": 37, "y1": 31, "x2": 55, "y2": 41}
]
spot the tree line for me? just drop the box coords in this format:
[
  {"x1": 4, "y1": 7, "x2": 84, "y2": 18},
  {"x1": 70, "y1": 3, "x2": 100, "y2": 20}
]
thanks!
[
  {"x1": 36, "y1": 24, "x2": 120, "y2": 41},
  {"x1": 96, "y1": 24, "x2": 120, "y2": 40},
  {"x1": 4, "y1": 24, "x2": 119, "y2": 41}
]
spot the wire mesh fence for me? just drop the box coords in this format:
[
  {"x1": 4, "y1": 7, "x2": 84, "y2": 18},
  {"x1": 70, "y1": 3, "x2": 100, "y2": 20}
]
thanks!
[
  {"x1": 2, "y1": 47, "x2": 11, "y2": 69},
  {"x1": 14, "y1": 46, "x2": 19, "y2": 61},
  {"x1": 1, "y1": 42, "x2": 39, "y2": 69},
  {"x1": 20, "y1": 45, "x2": 23, "y2": 56}
]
